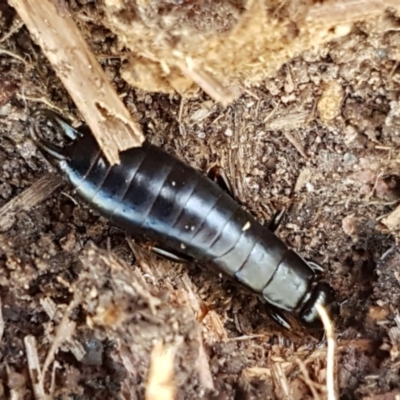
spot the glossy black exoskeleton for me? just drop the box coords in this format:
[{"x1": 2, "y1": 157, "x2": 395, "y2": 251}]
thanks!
[{"x1": 30, "y1": 110, "x2": 336, "y2": 331}]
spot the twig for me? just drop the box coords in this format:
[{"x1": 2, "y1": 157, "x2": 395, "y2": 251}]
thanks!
[
  {"x1": 316, "y1": 304, "x2": 337, "y2": 400},
  {"x1": 272, "y1": 362, "x2": 291, "y2": 400},
  {"x1": 0, "y1": 19, "x2": 24, "y2": 43},
  {"x1": 16, "y1": 93, "x2": 68, "y2": 116},
  {"x1": 196, "y1": 339, "x2": 214, "y2": 390},
  {"x1": 178, "y1": 98, "x2": 186, "y2": 137},
  {"x1": 228, "y1": 334, "x2": 267, "y2": 342},
  {"x1": 24, "y1": 336, "x2": 50, "y2": 400},
  {"x1": 176, "y1": 59, "x2": 234, "y2": 106},
  {"x1": 0, "y1": 174, "x2": 62, "y2": 232},
  {"x1": 283, "y1": 131, "x2": 308, "y2": 159},
  {"x1": 0, "y1": 297, "x2": 4, "y2": 343},
  {"x1": 296, "y1": 358, "x2": 321, "y2": 400},
  {"x1": 39, "y1": 301, "x2": 77, "y2": 388},
  {"x1": 306, "y1": 0, "x2": 400, "y2": 24},
  {"x1": 0, "y1": 47, "x2": 30, "y2": 67},
  {"x1": 10, "y1": 0, "x2": 145, "y2": 165},
  {"x1": 145, "y1": 341, "x2": 177, "y2": 400},
  {"x1": 24, "y1": 298, "x2": 77, "y2": 399}
]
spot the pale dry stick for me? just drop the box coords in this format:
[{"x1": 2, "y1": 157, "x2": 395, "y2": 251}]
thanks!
[
  {"x1": 266, "y1": 111, "x2": 310, "y2": 131},
  {"x1": 24, "y1": 335, "x2": 51, "y2": 400},
  {"x1": 296, "y1": 358, "x2": 321, "y2": 400},
  {"x1": 0, "y1": 174, "x2": 62, "y2": 232},
  {"x1": 16, "y1": 93, "x2": 69, "y2": 117},
  {"x1": 242, "y1": 88, "x2": 260, "y2": 101},
  {"x1": 0, "y1": 19, "x2": 24, "y2": 43},
  {"x1": 306, "y1": 0, "x2": 400, "y2": 24},
  {"x1": 263, "y1": 102, "x2": 280, "y2": 123},
  {"x1": 49, "y1": 361, "x2": 59, "y2": 398},
  {"x1": 25, "y1": 300, "x2": 78, "y2": 399},
  {"x1": 0, "y1": 47, "x2": 30, "y2": 67},
  {"x1": 282, "y1": 131, "x2": 308, "y2": 159},
  {"x1": 145, "y1": 341, "x2": 177, "y2": 400},
  {"x1": 272, "y1": 362, "x2": 291, "y2": 400},
  {"x1": 228, "y1": 334, "x2": 267, "y2": 342},
  {"x1": 0, "y1": 298, "x2": 4, "y2": 343},
  {"x1": 389, "y1": 61, "x2": 399, "y2": 81},
  {"x1": 176, "y1": 59, "x2": 234, "y2": 106},
  {"x1": 10, "y1": 0, "x2": 145, "y2": 165},
  {"x1": 196, "y1": 339, "x2": 214, "y2": 390},
  {"x1": 39, "y1": 301, "x2": 78, "y2": 389},
  {"x1": 316, "y1": 304, "x2": 337, "y2": 400},
  {"x1": 178, "y1": 98, "x2": 186, "y2": 137}
]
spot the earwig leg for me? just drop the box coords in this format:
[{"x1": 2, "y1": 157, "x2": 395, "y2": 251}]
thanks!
[
  {"x1": 267, "y1": 209, "x2": 286, "y2": 233},
  {"x1": 151, "y1": 246, "x2": 192, "y2": 263},
  {"x1": 265, "y1": 304, "x2": 292, "y2": 330},
  {"x1": 306, "y1": 259, "x2": 324, "y2": 272},
  {"x1": 208, "y1": 166, "x2": 235, "y2": 198}
]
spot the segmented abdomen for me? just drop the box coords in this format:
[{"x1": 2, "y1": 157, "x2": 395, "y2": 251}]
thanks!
[{"x1": 59, "y1": 133, "x2": 312, "y2": 308}]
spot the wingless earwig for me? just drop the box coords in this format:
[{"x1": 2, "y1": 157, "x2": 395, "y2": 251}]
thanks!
[{"x1": 30, "y1": 110, "x2": 336, "y2": 331}]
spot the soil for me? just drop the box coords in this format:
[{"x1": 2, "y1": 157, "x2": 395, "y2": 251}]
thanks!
[{"x1": 1, "y1": 1, "x2": 400, "y2": 399}]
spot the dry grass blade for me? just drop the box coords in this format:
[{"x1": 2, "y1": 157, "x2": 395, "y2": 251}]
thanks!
[
  {"x1": 0, "y1": 19, "x2": 24, "y2": 43},
  {"x1": 39, "y1": 305, "x2": 77, "y2": 389},
  {"x1": 0, "y1": 47, "x2": 30, "y2": 67},
  {"x1": 0, "y1": 298, "x2": 4, "y2": 343},
  {"x1": 145, "y1": 341, "x2": 177, "y2": 400},
  {"x1": 283, "y1": 131, "x2": 308, "y2": 158},
  {"x1": 23, "y1": 298, "x2": 77, "y2": 399},
  {"x1": 176, "y1": 59, "x2": 234, "y2": 106},
  {"x1": 0, "y1": 173, "x2": 62, "y2": 232},
  {"x1": 24, "y1": 336, "x2": 50, "y2": 400},
  {"x1": 306, "y1": 0, "x2": 400, "y2": 23},
  {"x1": 316, "y1": 304, "x2": 337, "y2": 400},
  {"x1": 296, "y1": 358, "x2": 321, "y2": 400},
  {"x1": 10, "y1": 0, "x2": 145, "y2": 165},
  {"x1": 272, "y1": 362, "x2": 291, "y2": 400}
]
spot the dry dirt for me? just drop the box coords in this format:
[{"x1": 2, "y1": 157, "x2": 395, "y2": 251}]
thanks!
[{"x1": 0, "y1": 1, "x2": 400, "y2": 399}]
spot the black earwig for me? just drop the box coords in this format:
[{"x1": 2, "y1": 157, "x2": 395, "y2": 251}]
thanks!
[{"x1": 30, "y1": 110, "x2": 336, "y2": 330}]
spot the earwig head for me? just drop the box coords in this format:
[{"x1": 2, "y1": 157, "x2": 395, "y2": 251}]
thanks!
[
  {"x1": 299, "y1": 282, "x2": 336, "y2": 330},
  {"x1": 30, "y1": 110, "x2": 79, "y2": 166}
]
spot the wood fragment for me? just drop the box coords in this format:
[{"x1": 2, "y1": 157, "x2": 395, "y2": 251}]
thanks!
[
  {"x1": 0, "y1": 19, "x2": 24, "y2": 43},
  {"x1": 294, "y1": 168, "x2": 312, "y2": 193},
  {"x1": 228, "y1": 334, "x2": 267, "y2": 341},
  {"x1": 40, "y1": 314, "x2": 76, "y2": 387},
  {"x1": 296, "y1": 358, "x2": 322, "y2": 400},
  {"x1": 0, "y1": 173, "x2": 62, "y2": 232},
  {"x1": 264, "y1": 111, "x2": 309, "y2": 130},
  {"x1": 176, "y1": 59, "x2": 235, "y2": 106},
  {"x1": 0, "y1": 298, "x2": 4, "y2": 343},
  {"x1": 9, "y1": 0, "x2": 145, "y2": 165},
  {"x1": 196, "y1": 340, "x2": 214, "y2": 390},
  {"x1": 24, "y1": 335, "x2": 50, "y2": 400},
  {"x1": 145, "y1": 341, "x2": 176, "y2": 400},
  {"x1": 283, "y1": 131, "x2": 308, "y2": 159},
  {"x1": 306, "y1": 0, "x2": 400, "y2": 24},
  {"x1": 382, "y1": 205, "x2": 400, "y2": 231},
  {"x1": 272, "y1": 362, "x2": 291, "y2": 400}
]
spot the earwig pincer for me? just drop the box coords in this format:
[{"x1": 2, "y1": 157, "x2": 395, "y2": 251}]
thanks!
[{"x1": 30, "y1": 109, "x2": 336, "y2": 331}]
